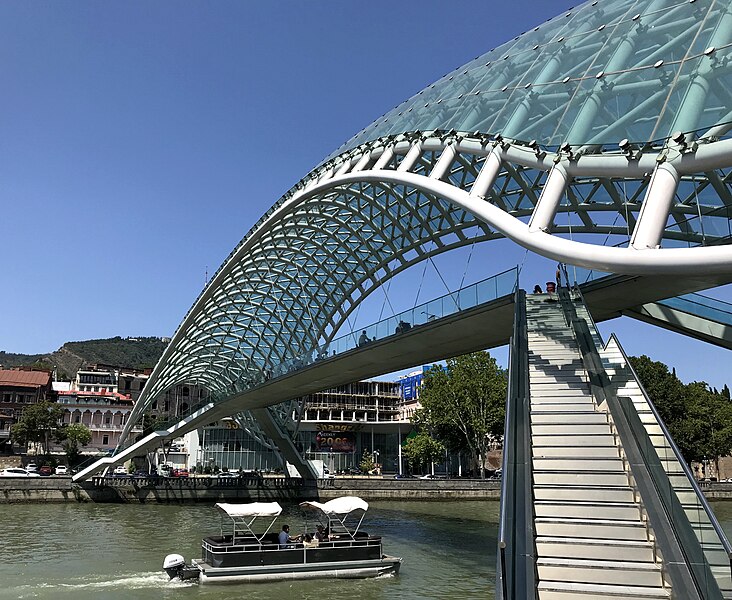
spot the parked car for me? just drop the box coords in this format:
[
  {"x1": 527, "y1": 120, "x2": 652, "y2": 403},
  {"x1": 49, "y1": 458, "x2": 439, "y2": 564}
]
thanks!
[
  {"x1": 217, "y1": 472, "x2": 238, "y2": 479},
  {"x1": 25, "y1": 463, "x2": 38, "y2": 473},
  {"x1": 132, "y1": 470, "x2": 152, "y2": 478},
  {"x1": 38, "y1": 465, "x2": 54, "y2": 476},
  {"x1": 0, "y1": 468, "x2": 40, "y2": 478},
  {"x1": 113, "y1": 466, "x2": 128, "y2": 476},
  {"x1": 172, "y1": 468, "x2": 190, "y2": 478},
  {"x1": 55, "y1": 465, "x2": 68, "y2": 476}
]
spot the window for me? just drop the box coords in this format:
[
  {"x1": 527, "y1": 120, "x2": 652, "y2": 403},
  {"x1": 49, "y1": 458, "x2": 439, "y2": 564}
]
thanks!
[
  {"x1": 102, "y1": 435, "x2": 109, "y2": 446},
  {"x1": 74, "y1": 414, "x2": 80, "y2": 423},
  {"x1": 105, "y1": 414, "x2": 111, "y2": 424}
]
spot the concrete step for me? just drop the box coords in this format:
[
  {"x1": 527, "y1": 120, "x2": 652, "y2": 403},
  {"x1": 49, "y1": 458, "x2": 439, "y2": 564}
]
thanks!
[
  {"x1": 531, "y1": 412, "x2": 608, "y2": 425},
  {"x1": 529, "y1": 367, "x2": 586, "y2": 377},
  {"x1": 537, "y1": 580, "x2": 670, "y2": 599},
  {"x1": 535, "y1": 518, "x2": 650, "y2": 541},
  {"x1": 530, "y1": 382, "x2": 590, "y2": 393},
  {"x1": 533, "y1": 458, "x2": 626, "y2": 472},
  {"x1": 534, "y1": 445, "x2": 621, "y2": 458},
  {"x1": 530, "y1": 357, "x2": 584, "y2": 366},
  {"x1": 532, "y1": 423, "x2": 612, "y2": 436},
  {"x1": 534, "y1": 485, "x2": 636, "y2": 503},
  {"x1": 532, "y1": 433, "x2": 617, "y2": 447},
  {"x1": 534, "y1": 471, "x2": 629, "y2": 486},
  {"x1": 537, "y1": 557, "x2": 664, "y2": 588},
  {"x1": 535, "y1": 500, "x2": 641, "y2": 521},
  {"x1": 530, "y1": 373, "x2": 587, "y2": 383},
  {"x1": 531, "y1": 388, "x2": 592, "y2": 398},
  {"x1": 531, "y1": 402, "x2": 598, "y2": 412},
  {"x1": 536, "y1": 536, "x2": 656, "y2": 563}
]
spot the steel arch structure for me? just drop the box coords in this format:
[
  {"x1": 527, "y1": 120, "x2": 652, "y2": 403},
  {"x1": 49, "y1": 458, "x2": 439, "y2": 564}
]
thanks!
[{"x1": 121, "y1": 0, "x2": 732, "y2": 444}]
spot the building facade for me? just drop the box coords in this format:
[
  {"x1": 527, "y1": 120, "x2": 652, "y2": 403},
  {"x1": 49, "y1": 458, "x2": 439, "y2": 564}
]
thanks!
[
  {"x1": 55, "y1": 389, "x2": 142, "y2": 453},
  {"x1": 0, "y1": 369, "x2": 53, "y2": 452}
]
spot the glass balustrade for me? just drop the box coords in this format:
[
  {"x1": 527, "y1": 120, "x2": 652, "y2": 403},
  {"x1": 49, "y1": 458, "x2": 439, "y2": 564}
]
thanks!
[{"x1": 659, "y1": 293, "x2": 732, "y2": 327}]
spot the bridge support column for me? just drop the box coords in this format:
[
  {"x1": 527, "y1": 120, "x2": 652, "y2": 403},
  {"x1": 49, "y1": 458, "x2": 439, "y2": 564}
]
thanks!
[
  {"x1": 250, "y1": 407, "x2": 318, "y2": 480},
  {"x1": 631, "y1": 163, "x2": 679, "y2": 250},
  {"x1": 528, "y1": 164, "x2": 568, "y2": 233},
  {"x1": 469, "y1": 146, "x2": 502, "y2": 199}
]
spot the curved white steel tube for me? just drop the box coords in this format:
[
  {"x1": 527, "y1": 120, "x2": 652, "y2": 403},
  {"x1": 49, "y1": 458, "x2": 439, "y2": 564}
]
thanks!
[{"x1": 296, "y1": 170, "x2": 732, "y2": 276}]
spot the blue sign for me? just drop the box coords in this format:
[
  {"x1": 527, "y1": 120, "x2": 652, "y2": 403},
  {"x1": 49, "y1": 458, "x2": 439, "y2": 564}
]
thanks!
[{"x1": 400, "y1": 373, "x2": 423, "y2": 400}]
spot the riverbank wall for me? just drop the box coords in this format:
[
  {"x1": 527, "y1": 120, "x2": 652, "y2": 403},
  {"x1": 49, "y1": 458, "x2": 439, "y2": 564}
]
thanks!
[
  {"x1": 2, "y1": 477, "x2": 730, "y2": 504},
  {"x1": 0, "y1": 476, "x2": 501, "y2": 503}
]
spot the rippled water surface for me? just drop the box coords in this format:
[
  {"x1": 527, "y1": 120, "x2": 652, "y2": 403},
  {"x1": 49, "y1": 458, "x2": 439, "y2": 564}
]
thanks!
[{"x1": 0, "y1": 500, "x2": 499, "y2": 599}]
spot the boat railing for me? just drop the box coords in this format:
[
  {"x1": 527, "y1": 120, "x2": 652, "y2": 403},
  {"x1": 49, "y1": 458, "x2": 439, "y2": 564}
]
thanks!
[{"x1": 203, "y1": 536, "x2": 381, "y2": 554}]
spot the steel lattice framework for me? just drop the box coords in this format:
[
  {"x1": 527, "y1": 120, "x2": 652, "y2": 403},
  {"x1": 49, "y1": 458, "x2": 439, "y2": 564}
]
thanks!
[{"x1": 121, "y1": 0, "x2": 732, "y2": 442}]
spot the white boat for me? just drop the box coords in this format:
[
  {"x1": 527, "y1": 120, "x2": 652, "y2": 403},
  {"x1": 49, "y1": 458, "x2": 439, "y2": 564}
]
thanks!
[{"x1": 163, "y1": 496, "x2": 402, "y2": 584}]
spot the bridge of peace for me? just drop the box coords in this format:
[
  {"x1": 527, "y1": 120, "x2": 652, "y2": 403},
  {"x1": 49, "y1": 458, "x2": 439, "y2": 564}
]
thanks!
[{"x1": 75, "y1": 0, "x2": 732, "y2": 597}]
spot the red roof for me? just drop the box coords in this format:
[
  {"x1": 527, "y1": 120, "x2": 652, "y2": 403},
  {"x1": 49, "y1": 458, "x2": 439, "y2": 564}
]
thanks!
[{"x1": 0, "y1": 369, "x2": 51, "y2": 388}]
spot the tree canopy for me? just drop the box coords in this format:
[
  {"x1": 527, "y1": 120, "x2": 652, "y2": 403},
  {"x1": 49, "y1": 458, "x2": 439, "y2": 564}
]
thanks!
[
  {"x1": 402, "y1": 432, "x2": 446, "y2": 472},
  {"x1": 10, "y1": 401, "x2": 64, "y2": 455},
  {"x1": 415, "y1": 351, "x2": 506, "y2": 478},
  {"x1": 630, "y1": 355, "x2": 732, "y2": 468},
  {"x1": 58, "y1": 423, "x2": 92, "y2": 463}
]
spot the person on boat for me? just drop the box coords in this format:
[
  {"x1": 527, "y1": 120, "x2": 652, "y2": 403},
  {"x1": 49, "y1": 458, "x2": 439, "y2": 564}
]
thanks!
[
  {"x1": 315, "y1": 524, "x2": 328, "y2": 542},
  {"x1": 302, "y1": 533, "x2": 319, "y2": 548},
  {"x1": 278, "y1": 524, "x2": 301, "y2": 549}
]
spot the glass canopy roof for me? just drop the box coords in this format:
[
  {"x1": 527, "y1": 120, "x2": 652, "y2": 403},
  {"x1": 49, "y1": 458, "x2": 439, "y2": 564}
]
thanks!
[{"x1": 327, "y1": 0, "x2": 732, "y2": 160}]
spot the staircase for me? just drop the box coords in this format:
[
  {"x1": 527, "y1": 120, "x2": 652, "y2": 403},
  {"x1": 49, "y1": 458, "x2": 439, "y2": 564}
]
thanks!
[
  {"x1": 599, "y1": 334, "x2": 732, "y2": 597},
  {"x1": 526, "y1": 294, "x2": 671, "y2": 599}
]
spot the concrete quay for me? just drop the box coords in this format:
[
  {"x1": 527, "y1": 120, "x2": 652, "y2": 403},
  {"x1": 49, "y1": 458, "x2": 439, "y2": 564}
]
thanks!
[
  {"x1": 2, "y1": 476, "x2": 730, "y2": 504},
  {"x1": 0, "y1": 475, "x2": 501, "y2": 503}
]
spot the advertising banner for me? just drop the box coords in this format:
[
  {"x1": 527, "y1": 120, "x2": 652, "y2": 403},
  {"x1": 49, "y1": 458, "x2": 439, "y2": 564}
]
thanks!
[{"x1": 315, "y1": 430, "x2": 355, "y2": 453}]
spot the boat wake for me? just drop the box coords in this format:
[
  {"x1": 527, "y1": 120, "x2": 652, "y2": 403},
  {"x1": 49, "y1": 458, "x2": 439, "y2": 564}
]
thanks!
[{"x1": 10, "y1": 571, "x2": 196, "y2": 596}]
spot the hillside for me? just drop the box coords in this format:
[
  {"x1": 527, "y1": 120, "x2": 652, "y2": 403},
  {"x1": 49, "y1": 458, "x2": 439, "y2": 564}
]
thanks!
[{"x1": 0, "y1": 336, "x2": 169, "y2": 379}]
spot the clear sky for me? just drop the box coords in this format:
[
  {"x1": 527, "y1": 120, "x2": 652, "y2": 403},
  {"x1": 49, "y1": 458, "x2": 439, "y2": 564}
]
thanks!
[{"x1": 1, "y1": 1, "x2": 729, "y2": 389}]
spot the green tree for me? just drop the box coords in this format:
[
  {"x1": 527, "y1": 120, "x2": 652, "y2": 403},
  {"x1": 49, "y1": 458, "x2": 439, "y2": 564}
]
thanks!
[
  {"x1": 630, "y1": 355, "x2": 732, "y2": 470},
  {"x1": 402, "y1": 432, "x2": 445, "y2": 473},
  {"x1": 417, "y1": 351, "x2": 506, "y2": 478},
  {"x1": 359, "y1": 450, "x2": 377, "y2": 475},
  {"x1": 629, "y1": 355, "x2": 687, "y2": 429},
  {"x1": 58, "y1": 423, "x2": 92, "y2": 464},
  {"x1": 10, "y1": 401, "x2": 64, "y2": 455}
]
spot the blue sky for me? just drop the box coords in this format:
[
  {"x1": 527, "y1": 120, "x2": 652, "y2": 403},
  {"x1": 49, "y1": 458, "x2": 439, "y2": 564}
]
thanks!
[{"x1": 1, "y1": 1, "x2": 729, "y2": 389}]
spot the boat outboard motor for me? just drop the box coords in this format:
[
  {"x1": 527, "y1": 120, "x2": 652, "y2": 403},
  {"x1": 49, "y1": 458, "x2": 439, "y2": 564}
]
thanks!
[
  {"x1": 163, "y1": 553, "x2": 199, "y2": 581},
  {"x1": 163, "y1": 554, "x2": 186, "y2": 579}
]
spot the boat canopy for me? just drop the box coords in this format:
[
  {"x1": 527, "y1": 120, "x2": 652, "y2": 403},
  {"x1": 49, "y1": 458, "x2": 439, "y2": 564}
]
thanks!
[
  {"x1": 215, "y1": 502, "x2": 283, "y2": 518},
  {"x1": 299, "y1": 496, "x2": 368, "y2": 516}
]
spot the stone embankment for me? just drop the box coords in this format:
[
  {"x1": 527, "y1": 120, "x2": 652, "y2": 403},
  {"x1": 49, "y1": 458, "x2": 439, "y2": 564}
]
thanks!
[
  {"x1": 1, "y1": 476, "x2": 729, "y2": 504},
  {"x1": 0, "y1": 475, "x2": 500, "y2": 503}
]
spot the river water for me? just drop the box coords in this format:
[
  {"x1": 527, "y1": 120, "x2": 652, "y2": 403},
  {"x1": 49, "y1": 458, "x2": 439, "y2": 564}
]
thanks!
[
  {"x1": 0, "y1": 500, "x2": 499, "y2": 600},
  {"x1": 4, "y1": 500, "x2": 732, "y2": 599}
]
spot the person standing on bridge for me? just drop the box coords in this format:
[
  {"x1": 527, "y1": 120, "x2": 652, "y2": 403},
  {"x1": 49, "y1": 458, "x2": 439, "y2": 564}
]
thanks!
[{"x1": 358, "y1": 330, "x2": 371, "y2": 347}]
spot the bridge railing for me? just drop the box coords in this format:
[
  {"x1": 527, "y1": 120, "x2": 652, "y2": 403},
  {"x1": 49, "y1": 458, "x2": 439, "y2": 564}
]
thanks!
[
  {"x1": 657, "y1": 293, "x2": 732, "y2": 327},
  {"x1": 270, "y1": 266, "x2": 518, "y2": 377},
  {"x1": 112, "y1": 267, "x2": 518, "y2": 457}
]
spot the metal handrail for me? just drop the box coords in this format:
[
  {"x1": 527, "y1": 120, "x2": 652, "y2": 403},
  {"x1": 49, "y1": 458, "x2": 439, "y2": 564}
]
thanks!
[
  {"x1": 496, "y1": 288, "x2": 535, "y2": 600},
  {"x1": 608, "y1": 332, "x2": 732, "y2": 568}
]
